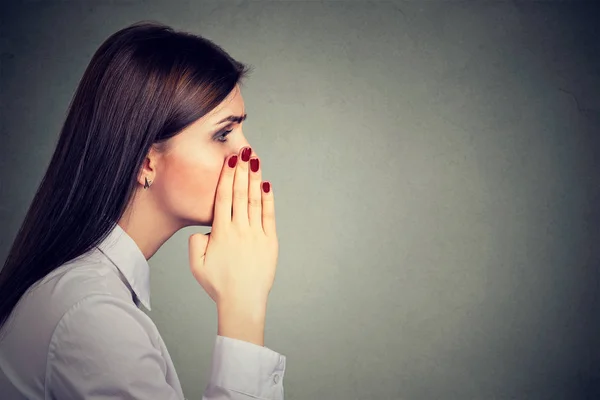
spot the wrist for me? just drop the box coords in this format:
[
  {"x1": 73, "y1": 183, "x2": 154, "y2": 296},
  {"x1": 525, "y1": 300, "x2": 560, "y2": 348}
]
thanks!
[{"x1": 216, "y1": 300, "x2": 267, "y2": 346}]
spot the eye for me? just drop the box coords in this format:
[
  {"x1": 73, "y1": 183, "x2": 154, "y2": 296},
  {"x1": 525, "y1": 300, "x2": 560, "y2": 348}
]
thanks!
[{"x1": 214, "y1": 128, "x2": 234, "y2": 143}]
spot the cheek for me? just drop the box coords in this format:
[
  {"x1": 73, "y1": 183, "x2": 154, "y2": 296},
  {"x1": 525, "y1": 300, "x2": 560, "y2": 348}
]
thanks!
[{"x1": 159, "y1": 150, "x2": 224, "y2": 220}]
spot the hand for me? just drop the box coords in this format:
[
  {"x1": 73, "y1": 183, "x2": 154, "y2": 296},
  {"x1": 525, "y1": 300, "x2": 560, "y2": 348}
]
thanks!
[{"x1": 188, "y1": 146, "x2": 279, "y2": 310}]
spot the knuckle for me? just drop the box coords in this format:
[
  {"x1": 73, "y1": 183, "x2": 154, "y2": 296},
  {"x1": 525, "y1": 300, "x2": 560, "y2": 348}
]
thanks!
[
  {"x1": 232, "y1": 223, "x2": 249, "y2": 235},
  {"x1": 248, "y1": 197, "x2": 262, "y2": 208},
  {"x1": 262, "y1": 210, "x2": 274, "y2": 219},
  {"x1": 233, "y1": 189, "x2": 247, "y2": 200}
]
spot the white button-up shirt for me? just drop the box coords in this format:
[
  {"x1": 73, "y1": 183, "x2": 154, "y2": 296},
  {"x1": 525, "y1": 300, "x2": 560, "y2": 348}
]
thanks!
[{"x1": 0, "y1": 223, "x2": 286, "y2": 399}]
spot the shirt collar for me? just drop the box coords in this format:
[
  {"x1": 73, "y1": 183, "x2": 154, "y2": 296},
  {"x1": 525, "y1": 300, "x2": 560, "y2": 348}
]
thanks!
[{"x1": 96, "y1": 223, "x2": 151, "y2": 310}]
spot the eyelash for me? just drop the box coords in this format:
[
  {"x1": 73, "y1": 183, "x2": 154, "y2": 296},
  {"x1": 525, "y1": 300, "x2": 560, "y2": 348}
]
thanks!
[
  {"x1": 215, "y1": 128, "x2": 234, "y2": 143},
  {"x1": 214, "y1": 115, "x2": 247, "y2": 143}
]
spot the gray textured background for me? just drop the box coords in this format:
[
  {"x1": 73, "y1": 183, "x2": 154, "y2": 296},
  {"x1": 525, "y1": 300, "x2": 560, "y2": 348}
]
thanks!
[{"x1": 1, "y1": 1, "x2": 598, "y2": 399}]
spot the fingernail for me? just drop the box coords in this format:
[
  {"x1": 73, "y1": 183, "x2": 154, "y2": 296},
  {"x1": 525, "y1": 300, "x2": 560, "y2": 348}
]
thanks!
[
  {"x1": 250, "y1": 158, "x2": 259, "y2": 172},
  {"x1": 228, "y1": 155, "x2": 238, "y2": 168},
  {"x1": 241, "y1": 147, "x2": 252, "y2": 162},
  {"x1": 262, "y1": 182, "x2": 271, "y2": 193}
]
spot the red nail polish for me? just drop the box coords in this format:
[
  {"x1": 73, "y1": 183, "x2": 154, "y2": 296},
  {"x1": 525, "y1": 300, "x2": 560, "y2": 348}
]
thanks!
[
  {"x1": 228, "y1": 155, "x2": 238, "y2": 168},
  {"x1": 242, "y1": 147, "x2": 251, "y2": 162},
  {"x1": 262, "y1": 182, "x2": 271, "y2": 193},
  {"x1": 250, "y1": 158, "x2": 259, "y2": 172}
]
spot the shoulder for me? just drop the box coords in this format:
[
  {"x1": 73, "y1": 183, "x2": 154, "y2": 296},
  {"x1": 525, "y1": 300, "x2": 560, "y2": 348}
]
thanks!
[
  {"x1": 49, "y1": 292, "x2": 158, "y2": 352},
  {"x1": 2, "y1": 247, "x2": 133, "y2": 336},
  {"x1": 45, "y1": 248, "x2": 160, "y2": 351},
  {"x1": 1, "y1": 247, "x2": 141, "y2": 353},
  {"x1": 32, "y1": 247, "x2": 135, "y2": 318}
]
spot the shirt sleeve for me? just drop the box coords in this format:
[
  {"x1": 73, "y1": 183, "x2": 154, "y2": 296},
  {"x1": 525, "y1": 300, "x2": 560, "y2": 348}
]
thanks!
[
  {"x1": 47, "y1": 295, "x2": 183, "y2": 399},
  {"x1": 204, "y1": 335, "x2": 286, "y2": 400}
]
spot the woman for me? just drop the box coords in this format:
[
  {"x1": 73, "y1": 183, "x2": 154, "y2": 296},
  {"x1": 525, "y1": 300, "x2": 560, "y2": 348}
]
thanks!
[{"x1": 0, "y1": 21, "x2": 285, "y2": 399}]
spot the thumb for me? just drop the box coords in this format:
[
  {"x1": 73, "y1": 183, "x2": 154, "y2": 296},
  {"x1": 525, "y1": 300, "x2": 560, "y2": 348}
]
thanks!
[{"x1": 189, "y1": 232, "x2": 210, "y2": 267}]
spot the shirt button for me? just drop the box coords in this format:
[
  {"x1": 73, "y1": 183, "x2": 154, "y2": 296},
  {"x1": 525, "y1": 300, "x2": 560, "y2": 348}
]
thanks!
[{"x1": 273, "y1": 374, "x2": 280, "y2": 384}]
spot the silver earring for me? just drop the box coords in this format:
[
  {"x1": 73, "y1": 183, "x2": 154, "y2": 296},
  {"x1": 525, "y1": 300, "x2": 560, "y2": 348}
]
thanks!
[{"x1": 144, "y1": 177, "x2": 152, "y2": 189}]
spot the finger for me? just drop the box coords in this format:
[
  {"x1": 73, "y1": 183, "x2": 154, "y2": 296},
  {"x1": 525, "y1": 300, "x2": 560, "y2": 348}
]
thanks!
[
  {"x1": 213, "y1": 154, "x2": 237, "y2": 231},
  {"x1": 248, "y1": 154, "x2": 262, "y2": 229},
  {"x1": 261, "y1": 181, "x2": 276, "y2": 237},
  {"x1": 232, "y1": 146, "x2": 251, "y2": 226}
]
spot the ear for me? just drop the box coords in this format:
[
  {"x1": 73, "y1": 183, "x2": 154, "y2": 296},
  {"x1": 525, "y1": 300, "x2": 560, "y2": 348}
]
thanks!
[{"x1": 136, "y1": 147, "x2": 159, "y2": 187}]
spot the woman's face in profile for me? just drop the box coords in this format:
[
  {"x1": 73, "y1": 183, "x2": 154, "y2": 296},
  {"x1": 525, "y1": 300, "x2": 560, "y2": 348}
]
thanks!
[{"x1": 154, "y1": 84, "x2": 252, "y2": 227}]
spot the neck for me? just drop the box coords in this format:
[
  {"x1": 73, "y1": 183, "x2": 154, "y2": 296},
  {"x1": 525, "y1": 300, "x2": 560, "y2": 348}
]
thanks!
[{"x1": 117, "y1": 192, "x2": 182, "y2": 260}]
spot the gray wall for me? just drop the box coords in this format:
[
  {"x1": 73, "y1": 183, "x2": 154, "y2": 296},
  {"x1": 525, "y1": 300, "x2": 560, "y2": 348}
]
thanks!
[{"x1": 1, "y1": 1, "x2": 598, "y2": 399}]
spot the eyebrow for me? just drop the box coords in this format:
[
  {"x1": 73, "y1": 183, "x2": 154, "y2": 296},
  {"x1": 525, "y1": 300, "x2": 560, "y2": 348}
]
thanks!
[{"x1": 215, "y1": 113, "x2": 247, "y2": 125}]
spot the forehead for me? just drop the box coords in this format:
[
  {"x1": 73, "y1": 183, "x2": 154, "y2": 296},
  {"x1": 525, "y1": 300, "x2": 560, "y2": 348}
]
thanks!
[{"x1": 207, "y1": 85, "x2": 245, "y2": 118}]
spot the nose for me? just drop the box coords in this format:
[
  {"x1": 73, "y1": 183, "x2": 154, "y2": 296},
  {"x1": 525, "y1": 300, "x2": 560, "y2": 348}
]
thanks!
[{"x1": 237, "y1": 139, "x2": 254, "y2": 156}]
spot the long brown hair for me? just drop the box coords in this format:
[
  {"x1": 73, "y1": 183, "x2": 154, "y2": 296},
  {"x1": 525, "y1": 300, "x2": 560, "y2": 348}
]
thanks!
[{"x1": 0, "y1": 21, "x2": 251, "y2": 330}]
